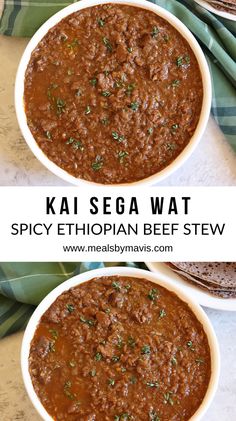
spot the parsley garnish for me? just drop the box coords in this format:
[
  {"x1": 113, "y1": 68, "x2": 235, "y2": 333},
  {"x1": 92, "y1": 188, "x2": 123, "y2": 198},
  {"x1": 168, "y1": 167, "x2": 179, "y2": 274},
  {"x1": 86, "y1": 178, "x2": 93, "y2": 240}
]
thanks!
[
  {"x1": 171, "y1": 79, "x2": 180, "y2": 87},
  {"x1": 102, "y1": 91, "x2": 111, "y2": 97},
  {"x1": 141, "y1": 345, "x2": 151, "y2": 355},
  {"x1": 118, "y1": 151, "x2": 129, "y2": 163},
  {"x1": 112, "y1": 131, "x2": 125, "y2": 142},
  {"x1": 102, "y1": 37, "x2": 113, "y2": 52},
  {"x1": 90, "y1": 78, "x2": 97, "y2": 86},
  {"x1": 151, "y1": 26, "x2": 159, "y2": 37},
  {"x1": 147, "y1": 288, "x2": 158, "y2": 301},
  {"x1": 85, "y1": 105, "x2": 91, "y2": 115},
  {"x1": 146, "y1": 381, "x2": 159, "y2": 388},
  {"x1": 98, "y1": 18, "x2": 105, "y2": 27},
  {"x1": 66, "y1": 304, "x2": 75, "y2": 313},
  {"x1": 129, "y1": 101, "x2": 139, "y2": 111},
  {"x1": 91, "y1": 155, "x2": 103, "y2": 171},
  {"x1": 94, "y1": 352, "x2": 103, "y2": 361}
]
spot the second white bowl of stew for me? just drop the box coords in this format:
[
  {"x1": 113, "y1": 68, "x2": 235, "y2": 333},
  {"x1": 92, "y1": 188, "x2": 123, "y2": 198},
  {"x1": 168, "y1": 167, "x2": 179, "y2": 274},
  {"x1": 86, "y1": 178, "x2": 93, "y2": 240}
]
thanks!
[{"x1": 21, "y1": 266, "x2": 219, "y2": 421}]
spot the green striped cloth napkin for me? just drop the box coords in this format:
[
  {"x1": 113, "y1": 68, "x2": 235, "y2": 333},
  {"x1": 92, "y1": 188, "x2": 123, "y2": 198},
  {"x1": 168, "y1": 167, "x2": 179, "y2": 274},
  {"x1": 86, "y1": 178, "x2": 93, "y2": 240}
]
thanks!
[
  {"x1": 0, "y1": 0, "x2": 236, "y2": 149},
  {"x1": 0, "y1": 262, "x2": 144, "y2": 338}
]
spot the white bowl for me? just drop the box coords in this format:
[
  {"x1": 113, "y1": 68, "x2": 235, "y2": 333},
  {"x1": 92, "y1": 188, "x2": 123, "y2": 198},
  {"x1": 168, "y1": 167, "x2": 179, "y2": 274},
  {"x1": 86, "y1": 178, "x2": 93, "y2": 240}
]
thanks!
[
  {"x1": 15, "y1": 0, "x2": 212, "y2": 186},
  {"x1": 21, "y1": 266, "x2": 220, "y2": 421}
]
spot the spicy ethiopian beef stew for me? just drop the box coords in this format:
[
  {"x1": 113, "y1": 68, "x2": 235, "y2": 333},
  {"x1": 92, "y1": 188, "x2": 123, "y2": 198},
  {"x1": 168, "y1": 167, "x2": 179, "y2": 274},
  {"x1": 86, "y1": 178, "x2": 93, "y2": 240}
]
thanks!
[
  {"x1": 24, "y1": 4, "x2": 203, "y2": 184},
  {"x1": 29, "y1": 276, "x2": 211, "y2": 421}
]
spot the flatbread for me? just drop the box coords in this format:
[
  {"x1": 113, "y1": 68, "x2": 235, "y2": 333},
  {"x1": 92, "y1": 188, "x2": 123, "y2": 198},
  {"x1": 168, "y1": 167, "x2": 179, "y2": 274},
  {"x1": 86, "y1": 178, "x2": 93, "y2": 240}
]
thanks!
[
  {"x1": 166, "y1": 264, "x2": 236, "y2": 298},
  {"x1": 206, "y1": 0, "x2": 236, "y2": 13},
  {"x1": 169, "y1": 262, "x2": 236, "y2": 288}
]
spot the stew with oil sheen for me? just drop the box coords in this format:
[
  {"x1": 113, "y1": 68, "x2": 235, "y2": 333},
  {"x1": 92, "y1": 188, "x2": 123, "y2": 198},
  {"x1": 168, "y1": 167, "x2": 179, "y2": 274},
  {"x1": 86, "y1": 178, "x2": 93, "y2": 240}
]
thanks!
[
  {"x1": 24, "y1": 4, "x2": 203, "y2": 184},
  {"x1": 29, "y1": 276, "x2": 211, "y2": 420}
]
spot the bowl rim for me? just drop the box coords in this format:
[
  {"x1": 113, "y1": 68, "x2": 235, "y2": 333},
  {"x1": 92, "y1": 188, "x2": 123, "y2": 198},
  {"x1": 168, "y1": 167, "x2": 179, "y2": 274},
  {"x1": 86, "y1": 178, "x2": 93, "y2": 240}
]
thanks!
[
  {"x1": 21, "y1": 266, "x2": 220, "y2": 421},
  {"x1": 15, "y1": 0, "x2": 212, "y2": 187}
]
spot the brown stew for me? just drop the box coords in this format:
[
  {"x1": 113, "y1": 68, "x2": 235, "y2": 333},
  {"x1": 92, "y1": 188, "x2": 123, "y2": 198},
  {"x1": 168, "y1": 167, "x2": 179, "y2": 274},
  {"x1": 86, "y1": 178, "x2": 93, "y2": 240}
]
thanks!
[
  {"x1": 24, "y1": 4, "x2": 203, "y2": 184},
  {"x1": 29, "y1": 276, "x2": 211, "y2": 420}
]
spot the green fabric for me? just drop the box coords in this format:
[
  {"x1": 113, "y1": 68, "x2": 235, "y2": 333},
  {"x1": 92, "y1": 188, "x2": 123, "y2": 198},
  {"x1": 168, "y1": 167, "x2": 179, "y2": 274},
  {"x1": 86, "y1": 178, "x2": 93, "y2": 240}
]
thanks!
[
  {"x1": 0, "y1": 262, "x2": 144, "y2": 338},
  {"x1": 0, "y1": 0, "x2": 235, "y2": 148}
]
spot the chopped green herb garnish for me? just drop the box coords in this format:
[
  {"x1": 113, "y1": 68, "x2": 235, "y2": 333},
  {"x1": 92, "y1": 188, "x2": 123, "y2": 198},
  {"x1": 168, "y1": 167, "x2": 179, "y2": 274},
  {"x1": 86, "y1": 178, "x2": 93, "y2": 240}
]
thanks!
[
  {"x1": 117, "y1": 336, "x2": 123, "y2": 349},
  {"x1": 171, "y1": 357, "x2": 177, "y2": 366},
  {"x1": 90, "y1": 78, "x2": 98, "y2": 87},
  {"x1": 176, "y1": 56, "x2": 183, "y2": 67},
  {"x1": 176, "y1": 55, "x2": 190, "y2": 66},
  {"x1": 164, "y1": 391, "x2": 174, "y2": 406},
  {"x1": 163, "y1": 34, "x2": 169, "y2": 42},
  {"x1": 79, "y1": 315, "x2": 95, "y2": 326},
  {"x1": 171, "y1": 79, "x2": 180, "y2": 87},
  {"x1": 67, "y1": 38, "x2": 79, "y2": 49},
  {"x1": 187, "y1": 341, "x2": 195, "y2": 351},
  {"x1": 49, "y1": 329, "x2": 58, "y2": 340},
  {"x1": 125, "y1": 284, "x2": 131, "y2": 291},
  {"x1": 102, "y1": 37, "x2": 113, "y2": 52},
  {"x1": 64, "y1": 380, "x2": 75, "y2": 400},
  {"x1": 102, "y1": 91, "x2": 111, "y2": 97},
  {"x1": 101, "y1": 117, "x2": 110, "y2": 126},
  {"x1": 108, "y1": 378, "x2": 115, "y2": 386},
  {"x1": 92, "y1": 155, "x2": 103, "y2": 171},
  {"x1": 128, "y1": 336, "x2": 136, "y2": 348},
  {"x1": 130, "y1": 376, "x2": 137, "y2": 384},
  {"x1": 94, "y1": 352, "x2": 103, "y2": 361},
  {"x1": 73, "y1": 141, "x2": 84, "y2": 151},
  {"x1": 76, "y1": 89, "x2": 82, "y2": 97},
  {"x1": 146, "y1": 381, "x2": 159, "y2": 388},
  {"x1": 151, "y1": 26, "x2": 159, "y2": 37},
  {"x1": 85, "y1": 105, "x2": 91, "y2": 115},
  {"x1": 105, "y1": 308, "x2": 111, "y2": 314},
  {"x1": 129, "y1": 101, "x2": 139, "y2": 111},
  {"x1": 185, "y1": 55, "x2": 190, "y2": 64},
  {"x1": 104, "y1": 70, "x2": 110, "y2": 76},
  {"x1": 112, "y1": 355, "x2": 120, "y2": 362},
  {"x1": 118, "y1": 151, "x2": 129, "y2": 163},
  {"x1": 49, "y1": 341, "x2": 56, "y2": 353},
  {"x1": 56, "y1": 97, "x2": 66, "y2": 115},
  {"x1": 166, "y1": 143, "x2": 177, "y2": 151},
  {"x1": 112, "y1": 131, "x2": 125, "y2": 142},
  {"x1": 90, "y1": 369, "x2": 96, "y2": 377},
  {"x1": 46, "y1": 131, "x2": 52, "y2": 140},
  {"x1": 98, "y1": 18, "x2": 105, "y2": 27},
  {"x1": 126, "y1": 83, "x2": 135, "y2": 95},
  {"x1": 127, "y1": 47, "x2": 133, "y2": 53},
  {"x1": 47, "y1": 83, "x2": 58, "y2": 99},
  {"x1": 147, "y1": 288, "x2": 158, "y2": 301},
  {"x1": 112, "y1": 281, "x2": 121, "y2": 291},
  {"x1": 114, "y1": 414, "x2": 131, "y2": 420},
  {"x1": 121, "y1": 367, "x2": 126, "y2": 372},
  {"x1": 171, "y1": 124, "x2": 179, "y2": 131},
  {"x1": 141, "y1": 345, "x2": 151, "y2": 355},
  {"x1": 149, "y1": 410, "x2": 160, "y2": 421},
  {"x1": 159, "y1": 309, "x2": 166, "y2": 318},
  {"x1": 66, "y1": 304, "x2": 75, "y2": 313},
  {"x1": 147, "y1": 127, "x2": 153, "y2": 135},
  {"x1": 66, "y1": 137, "x2": 74, "y2": 145}
]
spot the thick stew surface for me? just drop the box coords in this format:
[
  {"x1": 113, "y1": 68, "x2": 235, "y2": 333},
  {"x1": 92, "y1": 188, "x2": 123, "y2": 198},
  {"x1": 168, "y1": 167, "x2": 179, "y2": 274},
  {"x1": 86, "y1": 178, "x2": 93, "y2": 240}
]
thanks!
[
  {"x1": 24, "y1": 4, "x2": 203, "y2": 184},
  {"x1": 29, "y1": 276, "x2": 211, "y2": 420}
]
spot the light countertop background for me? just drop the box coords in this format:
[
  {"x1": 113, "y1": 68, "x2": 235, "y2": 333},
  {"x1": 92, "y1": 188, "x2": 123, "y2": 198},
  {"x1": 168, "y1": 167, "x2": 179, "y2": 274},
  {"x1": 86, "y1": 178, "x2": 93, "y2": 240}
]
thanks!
[
  {"x1": 0, "y1": 307, "x2": 236, "y2": 421},
  {"x1": 0, "y1": 35, "x2": 236, "y2": 186}
]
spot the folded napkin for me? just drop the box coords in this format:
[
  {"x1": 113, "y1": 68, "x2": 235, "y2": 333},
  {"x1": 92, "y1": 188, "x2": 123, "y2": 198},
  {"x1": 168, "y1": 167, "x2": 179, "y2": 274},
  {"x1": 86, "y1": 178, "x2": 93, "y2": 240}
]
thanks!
[
  {"x1": 0, "y1": 0, "x2": 236, "y2": 149},
  {"x1": 0, "y1": 262, "x2": 144, "y2": 338}
]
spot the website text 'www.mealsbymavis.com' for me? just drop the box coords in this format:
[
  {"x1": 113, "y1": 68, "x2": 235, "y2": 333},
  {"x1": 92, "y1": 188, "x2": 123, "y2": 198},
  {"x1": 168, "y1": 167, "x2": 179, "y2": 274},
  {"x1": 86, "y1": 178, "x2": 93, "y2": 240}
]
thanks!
[{"x1": 62, "y1": 243, "x2": 173, "y2": 254}]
